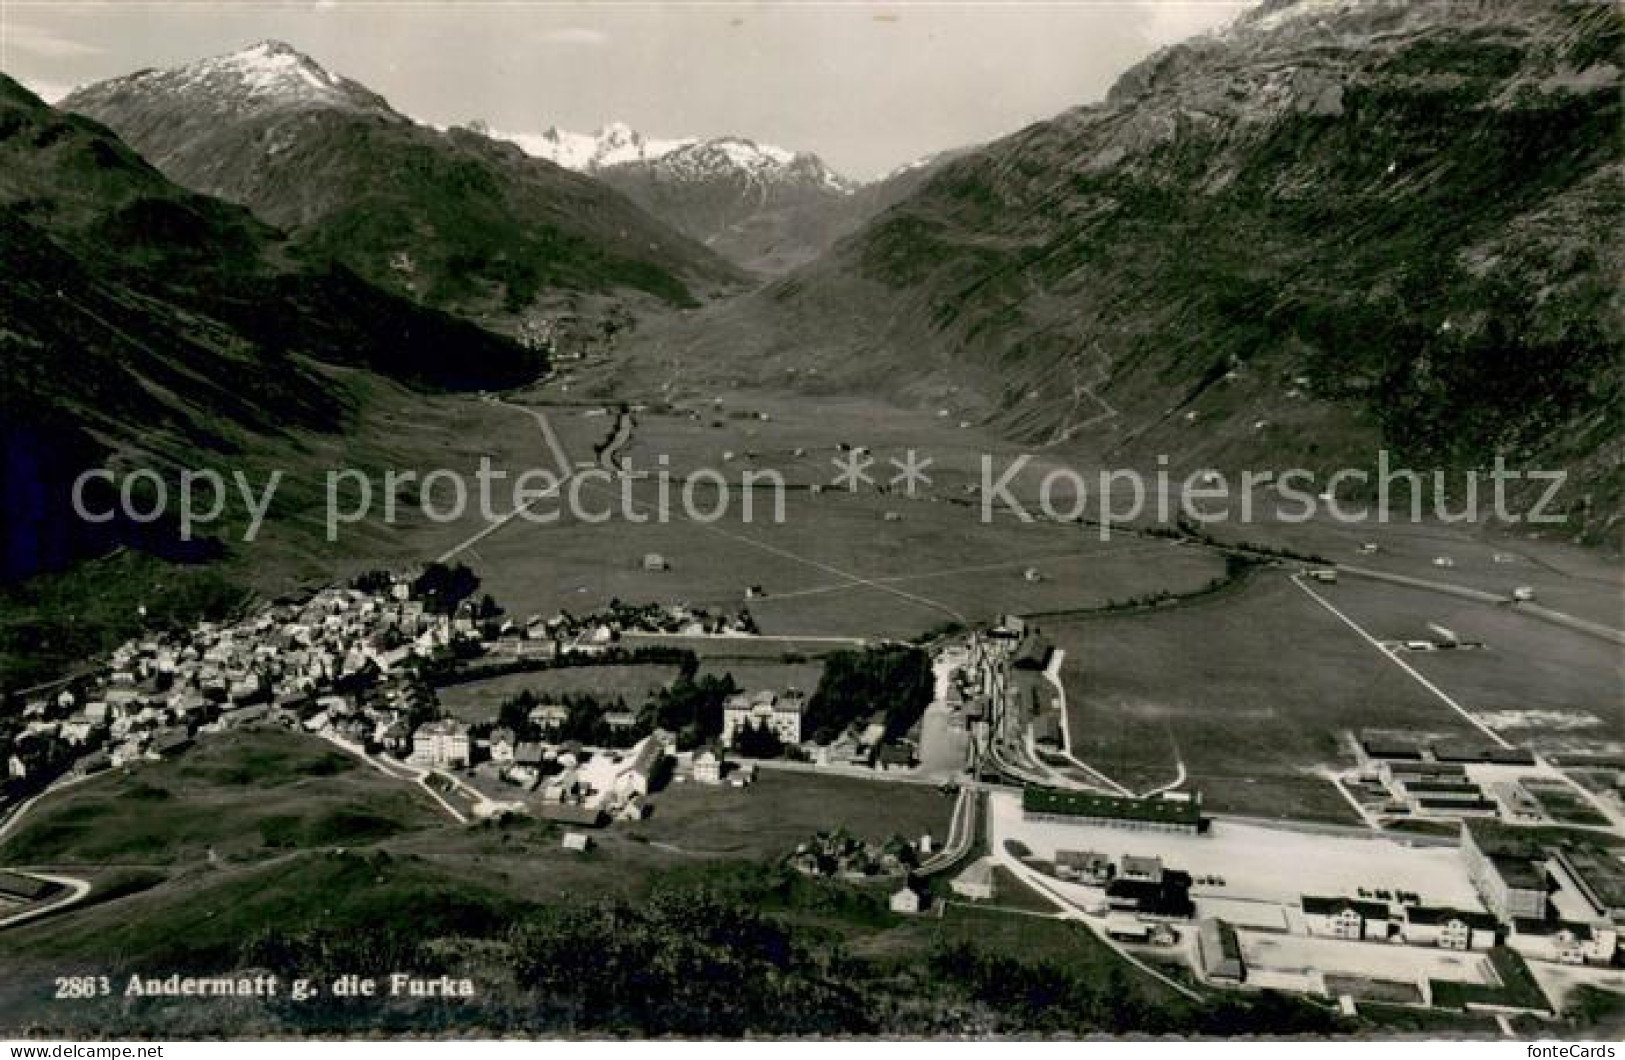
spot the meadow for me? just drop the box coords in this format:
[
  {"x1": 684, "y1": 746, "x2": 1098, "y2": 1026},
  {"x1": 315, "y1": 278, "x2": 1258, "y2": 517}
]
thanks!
[
  {"x1": 1051, "y1": 571, "x2": 1482, "y2": 822},
  {"x1": 0, "y1": 729, "x2": 445, "y2": 868},
  {"x1": 436, "y1": 664, "x2": 682, "y2": 722},
  {"x1": 1312, "y1": 576, "x2": 1623, "y2": 752}
]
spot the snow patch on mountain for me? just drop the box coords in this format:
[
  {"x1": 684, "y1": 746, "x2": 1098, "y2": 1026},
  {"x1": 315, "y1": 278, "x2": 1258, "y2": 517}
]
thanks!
[
  {"x1": 487, "y1": 122, "x2": 857, "y2": 193},
  {"x1": 494, "y1": 122, "x2": 696, "y2": 171},
  {"x1": 85, "y1": 40, "x2": 394, "y2": 117}
]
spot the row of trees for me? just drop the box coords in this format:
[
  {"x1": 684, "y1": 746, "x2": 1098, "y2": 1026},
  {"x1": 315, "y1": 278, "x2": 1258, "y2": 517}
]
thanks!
[{"x1": 804, "y1": 645, "x2": 934, "y2": 745}]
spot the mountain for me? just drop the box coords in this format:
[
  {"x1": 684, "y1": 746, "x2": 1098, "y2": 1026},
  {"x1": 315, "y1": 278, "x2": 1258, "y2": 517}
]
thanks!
[
  {"x1": 494, "y1": 121, "x2": 696, "y2": 172},
  {"x1": 651, "y1": 0, "x2": 1622, "y2": 536},
  {"x1": 490, "y1": 121, "x2": 869, "y2": 274},
  {"x1": 62, "y1": 42, "x2": 741, "y2": 333},
  {"x1": 0, "y1": 73, "x2": 535, "y2": 595},
  {"x1": 593, "y1": 137, "x2": 863, "y2": 274}
]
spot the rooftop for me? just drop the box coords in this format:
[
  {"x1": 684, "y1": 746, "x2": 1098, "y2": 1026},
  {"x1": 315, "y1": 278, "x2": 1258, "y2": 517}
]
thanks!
[
  {"x1": 1301, "y1": 895, "x2": 1391, "y2": 919},
  {"x1": 1464, "y1": 818, "x2": 1549, "y2": 861},
  {"x1": 1023, "y1": 787, "x2": 1202, "y2": 828},
  {"x1": 1552, "y1": 844, "x2": 1625, "y2": 912},
  {"x1": 1404, "y1": 906, "x2": 1498, "y2": 930}
]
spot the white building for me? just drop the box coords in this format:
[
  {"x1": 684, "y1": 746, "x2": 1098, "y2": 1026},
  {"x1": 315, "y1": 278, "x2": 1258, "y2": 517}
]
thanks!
[
  {"x1": 1401, "y1": 907, "x2": 1498, "y2": 951},
  {"x1": 1301, "y1": 896, "x2": 1390, "y2": 941},
  {"x1": 722, "y1": 689, "x2": 805, "y2": 747},
  {"x1": 693, "y1": 746, "x2": 726, "y2": 785},
  {"x1": 412, "y1": 719, "x2": 470, "y2": 769}
]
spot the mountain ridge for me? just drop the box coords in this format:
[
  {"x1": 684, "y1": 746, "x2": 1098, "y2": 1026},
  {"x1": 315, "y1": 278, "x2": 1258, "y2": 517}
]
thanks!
[
  {"x1": 483, "y1": 120, "x2": 865, "y2": 274},
  {"x1": 62, "y1": 42, "x2": 742, "y2": 333}
]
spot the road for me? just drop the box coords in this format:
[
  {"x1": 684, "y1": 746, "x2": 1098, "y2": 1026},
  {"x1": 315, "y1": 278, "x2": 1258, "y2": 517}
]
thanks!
[
  {"x1": 436, "y1": 397, "x2": 580, "y2": 564},
  {"x1": 917, "y1": 787, "x2": 978, "y2": 876},
  {"x1": 321, "y1": 731, "x2": 474, "y2": 824},
  {"x1": 0, "y1": 771, "x2": 100, "y2": 933},
  {"x1": 0, "y1": 871, "x2": 92, "y2": 930}
]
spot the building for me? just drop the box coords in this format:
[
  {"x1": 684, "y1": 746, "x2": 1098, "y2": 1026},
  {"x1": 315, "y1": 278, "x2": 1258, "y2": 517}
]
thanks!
[
  {"x1": 721, "y1": 689, "x2": 805, "y2": 747},
  {"x1": 1023, "y1": 788, "x2": 1202, "y2": 835},
  {"x1": 642, "y1": 553, "x2": 670, "y2": 572},
  {"x1": 488, "y1": 727, "x2": 516, "y2": 763},
  {"x1": 692, "y1": 745, "x2": 726, "y2": 785},
  {"x1": 1379, "y1": 760, "x2": 1466, "y2": 786},
  {"x1": 889, "y1": 882, "x2": 930, "y2": 915},
  {"x1": 561, "y1": 832, "x2": 593, "y2": 853},
  {"x1": 1550, "y1": 844, "x2": 1625, "y2": 926},
  {"x1": 1359, "y1": 731, "x2": 1425, "y2": 761},
  {"x1": 1431, "y1": 740, "x2": 1536, "y2": 766},
  {"x1": 1462, "y1": 819, "x2": 1550, "y2": 922},
  {"x1": 1402, "y1": 907, "x2": 1498, "y2": 951},
  {"x1": 1106, "y1": 872, "x2": 1195, "y2": 920},
  {"x1": 1301, "y1": 896, "x2": 1391, "y2": 940},
  {"x1": 1012, "y1": 636, "x2": 1054, "y2": 671},
  {"x1": 1055, "y1": 850, "x2": 1113, "y2": 885},
  {"x1": 412, "y1": 719, "x2": 471, "y2": 769},
  {"x1": 950, "y1": 858, "x2": 997, "y2": 901},
  {"x1": 615, "y1": 735, "x2": 667, "y2": 798},
  {"x1": 1509, "y1": 918, "x2": 1618, "y2": 966},
  {"x1": 1196, "y1": 919, "x2": 1245, "y2": 983},
  {"x1": 1121, "y1": 856, "x2": 1164, "y2": 884},
  {"x1": 529, "y1": 703, "x2": 569, "y2": 729}
]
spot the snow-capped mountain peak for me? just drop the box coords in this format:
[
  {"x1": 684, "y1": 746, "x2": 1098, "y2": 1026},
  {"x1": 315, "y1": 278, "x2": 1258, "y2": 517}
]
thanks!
[
  {"x1": 647, "y1": 137, "x2": 858, "y2": 196},
  {"x1": 75, "y1": 39, "x2": 395, "y2": 119},
  {"x1": 495, "y1": 123, "x2": 696, "y2": 171},
  {"x1": 483, "y1": 122, "x2": 856, "y2": 193}
]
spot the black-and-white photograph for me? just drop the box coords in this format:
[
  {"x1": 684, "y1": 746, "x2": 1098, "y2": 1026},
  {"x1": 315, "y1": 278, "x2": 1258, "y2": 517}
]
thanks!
[{"x1": 0, "y1": 0, "x2": 1621, "y2": 1047}]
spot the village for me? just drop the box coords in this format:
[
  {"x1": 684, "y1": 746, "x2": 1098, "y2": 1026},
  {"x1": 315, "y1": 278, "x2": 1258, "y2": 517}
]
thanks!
[{"x1": 2, "y1": 558, "x2": 1623, "y2": 1026}]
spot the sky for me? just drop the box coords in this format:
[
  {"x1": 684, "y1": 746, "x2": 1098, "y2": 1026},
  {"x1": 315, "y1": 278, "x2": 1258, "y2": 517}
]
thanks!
[{"x1": 1, "y1": 1, "x2": 1250, "y2": 179}]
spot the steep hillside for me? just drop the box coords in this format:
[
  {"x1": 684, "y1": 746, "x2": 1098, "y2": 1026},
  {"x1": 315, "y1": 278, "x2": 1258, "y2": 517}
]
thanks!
[
  {"x1": 63, "y1": 42, "x2": 741, "y2": 330},
  {"x1": 661, "y1": 0, "x2": 1621, "y2": 536},
  {"x1": 0, "y1": 74, "x2": 538, "y2": 678}
]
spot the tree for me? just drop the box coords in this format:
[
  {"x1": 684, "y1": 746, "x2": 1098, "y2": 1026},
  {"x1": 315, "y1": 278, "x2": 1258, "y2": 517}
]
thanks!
[{"x1": 734, "y1": 718, "x2": 784, "y2": 759}]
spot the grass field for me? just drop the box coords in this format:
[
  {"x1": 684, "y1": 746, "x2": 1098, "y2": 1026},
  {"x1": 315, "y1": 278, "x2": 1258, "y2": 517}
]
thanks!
[
  {"x1": 0, "y1": 729, "x2": 446, "y2": 868},
  {"x1": 694, "y1": 658, "x2": 826, "y2": 695},
  {"x1": 428, "y1": 393, "x2": 1236, "y2": 640},
  {"x1": 1051, "y1": 571, "x2": 1483, "y2": 821},
  {"x1": 626, "y1": 769, "x2": 955, "y2": 858},
  {"x1": 1308, "y1": 577, "x2": 1624, "y2": 753},
  {"x1": 436, "y1": 664, "x2": 681, "y2": 721}
]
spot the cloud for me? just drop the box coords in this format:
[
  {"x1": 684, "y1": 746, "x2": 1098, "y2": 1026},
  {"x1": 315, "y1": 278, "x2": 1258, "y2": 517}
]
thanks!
[
  {"x1": 4, "y1": 22, "x2": 104, "y2": 59},
  {"x1": 16, "y1": 76, "x2": 74, "y2": 104},
  {"x1": 538, "y1": 27, "x2": 609, "y2": 48},
  {"x1": 1134, "y1": 1, "x2": 1249, "y2": 47}
]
